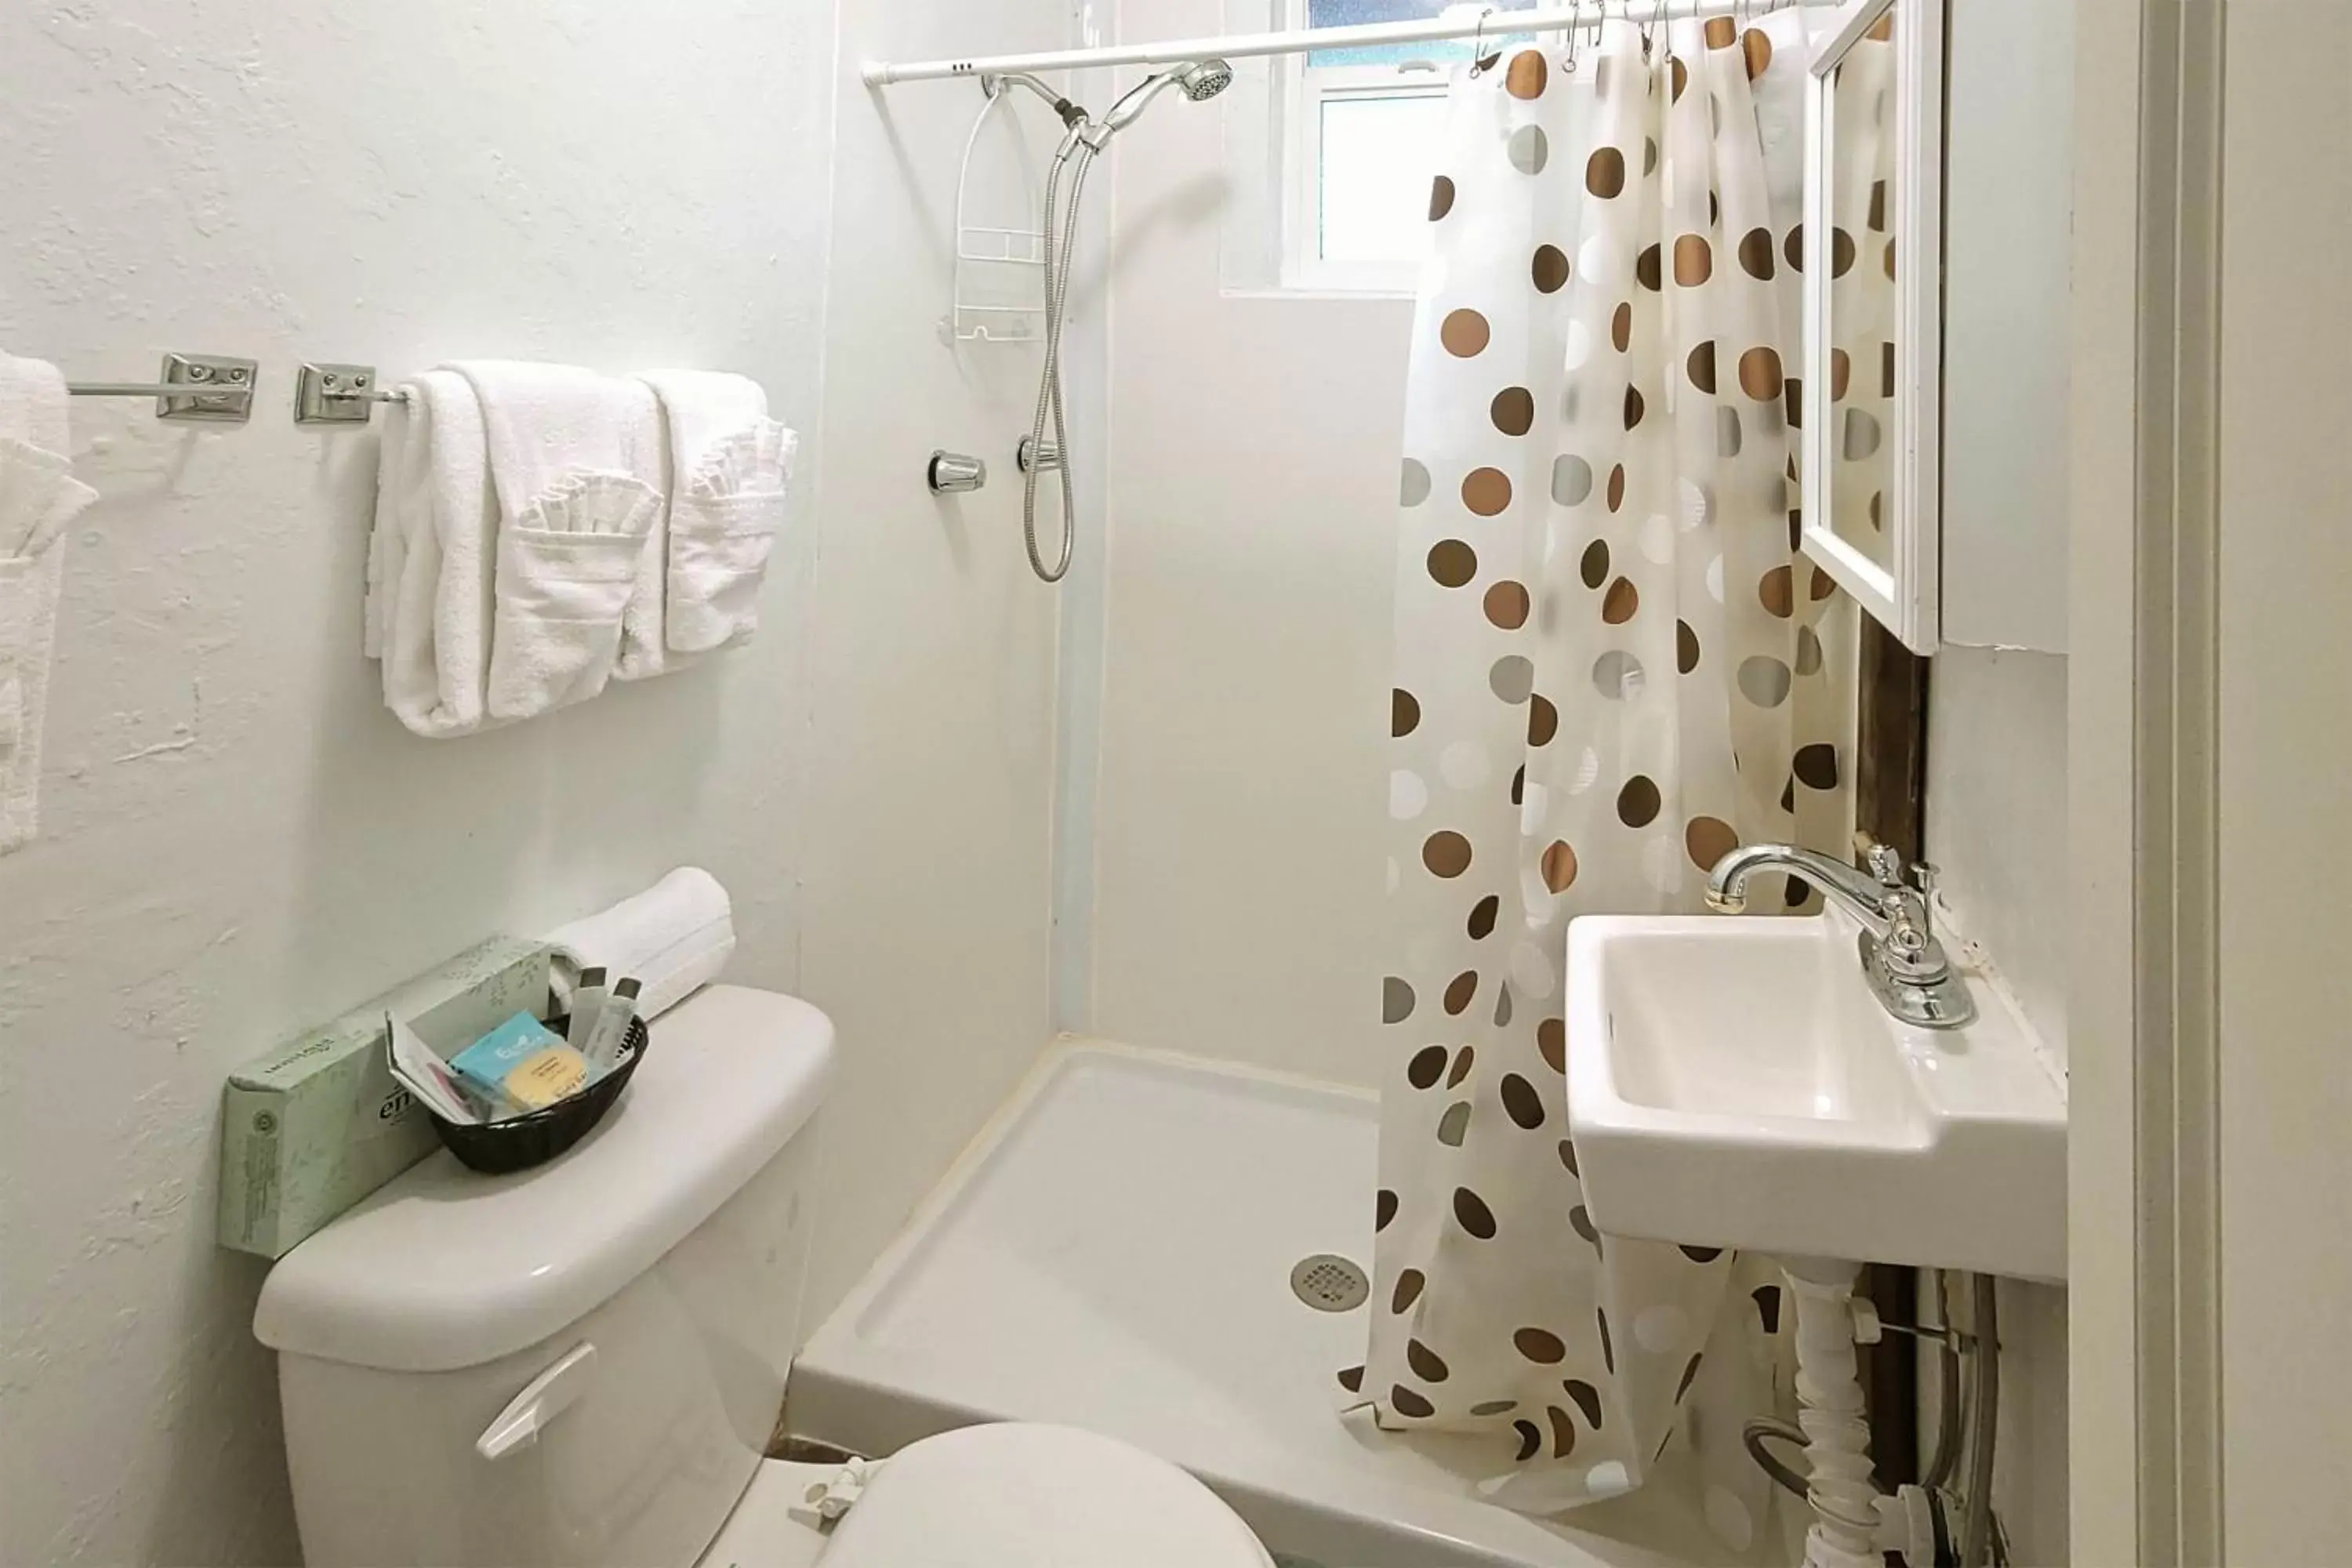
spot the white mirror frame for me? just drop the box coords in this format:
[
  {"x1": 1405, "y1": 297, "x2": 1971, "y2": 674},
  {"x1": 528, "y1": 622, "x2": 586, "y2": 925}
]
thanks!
[{"x1": 1801, "y1": 0, "x2": 1944, "y2": 655}]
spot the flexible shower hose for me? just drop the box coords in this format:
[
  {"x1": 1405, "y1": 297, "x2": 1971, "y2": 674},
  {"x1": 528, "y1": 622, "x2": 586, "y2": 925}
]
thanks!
[{"x1": 1022, "y1": 132, "x2": 1095, "y2": 583}]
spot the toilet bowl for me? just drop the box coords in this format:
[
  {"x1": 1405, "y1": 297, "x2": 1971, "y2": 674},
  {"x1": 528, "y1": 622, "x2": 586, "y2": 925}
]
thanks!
[{"x1": 252, "y1": 983, "x2": 1271, "y2": 1568}]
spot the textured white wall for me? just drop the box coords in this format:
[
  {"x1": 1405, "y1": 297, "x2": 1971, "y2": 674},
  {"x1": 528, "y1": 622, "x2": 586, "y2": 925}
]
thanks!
[
  {"x1": 1091, "y1": 0, "x2": 1410, "y2": 1086},
  {"x1": 0, "y1": 0, "x2": 1068, "y2": 1561}
]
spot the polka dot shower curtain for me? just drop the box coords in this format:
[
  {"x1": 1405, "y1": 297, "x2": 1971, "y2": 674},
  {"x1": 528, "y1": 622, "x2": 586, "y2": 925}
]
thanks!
[{"x1": 1351, "y1": 11, "x2": 1856, "y2": 1537}]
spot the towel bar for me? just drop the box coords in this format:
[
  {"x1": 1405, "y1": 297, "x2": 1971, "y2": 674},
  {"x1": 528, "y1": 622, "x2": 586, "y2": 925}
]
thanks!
[{"x1": 66, "y1": 353, "x2": 257, "y2": 424}]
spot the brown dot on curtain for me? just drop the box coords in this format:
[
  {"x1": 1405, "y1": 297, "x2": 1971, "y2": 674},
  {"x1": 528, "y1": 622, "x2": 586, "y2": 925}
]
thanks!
[
  {"x1": 1795, "y1": 742, "x2": 1841, "y2": 789},
  {"x1": 1454, "y1": 1187, "x2": 1499, "y2": 1239},
  {"x1": 1392, "y1": 687, "x2": 1421, "y2": 737},
  {"x1": 1338, "y1": 1364, "x2": 1365, "y2": 1392},
  {"x1": 1885, "y1": 236, "x2": 1898, "y2": 279},
  {"x1": 1785, "y1": 375, "x2": 1805, "y2": 430},
  {"x1": 1883, "y1": 339, "x2": 1897, "y2": 396},
  {"x1": 1407, "y1": 1339, "x2": 1452, "y2": 1382},
  {"x1": 1675, "y1": 1354, "x2": 1704, "y2": 1403},
  {"x1": 1407, "y1": 1045, "x2": 1447, "y2": 1089},
  {"x1": 1704, "y1": 15, "x2": 1737, "y2": 48},
  {"x1": 1472, "y1": 1398, "x2": 1519, "y2": 1417},
  {"x1": 1811, "y1": 564, "x2": 1838, "y2": 601},
  {"x1": 1377, "y1": 1189, "x2": 1399, "y2": 1229},
  {"x1": 1622, "y1": 386, "x2": 1645, "y2": 430},
  {"x1": 1506, "y1": 48, "x2": 1548, "y2": 99},
  {"x1": 1564, "y1": 1379, "x2": 1603, "y2": 1428},
  {"x1": 1831, "y1": 227, "x2": 1858, "y2": 276},
  {"x1": 1391, "y1": 1385, "x2": 1436, "y2": 1418},
  {"x1": 1443, "y1": 970, "x2": 1479, "y2": 1015},
  {"x1": 1686, "y1": 339, "x2": 1718, "y2": 393},
  {"x1": 1428, "y1": 175, "x2": 1457, "y2": 221},
  {"x1": 1441, "y1": 307, "x2": 1492, "y2": 357},
  {"x1": 1557, "y1": 1136, "x2": 1578, "y2": 1174},
  {"x1": 1447, "y1": 1044, "x2": 1476, "y2": 1087},
  {"x1": 1598, "y1": 1308, "x2": 1615, "y2": 1374},
  {"x1": 1428, "y1": 538, "x2": 1477, "y2": 586},
  {"x1": 1490, "y1": 386, "x2": 1535, "y2": 436},
  {"x1": 1739, "y1": 346, "x2": 1784, "y2": 400},
  {"x1": 1422, "y1": 830, "x2": 1473, "y2": 878},
  {"x1": 1513, "y1": 1421, "x2": 1543, "y2": 1461},
  {"x1": 1867, "y1": 177, "x2": 1888, "y2": 232},
  {"x1": 1533, "y1": 243, "x2": 1570, "y2": 292},
  {"x1": 1869, "y1": 491, "x2": 1884, "y2": 531},
  {"x1": 1606, "y1": 463, "x2": 1627, "y2": 512},
  {"x1": 1744, "y1": 27, "x2": 1773, "y2": 78},
  {"x1": 1686, "y1": 815, "x2": 1740, "y2": 869},
  {"x1": 1671, "y1": 56, "x2": 1690, "y2": 101},
  {"x1": 1674, "y1": 234, "x2": 1713, "y2": 286},
  {"x1": 1526, "y1": 693, "x2": 1559, "y2": 746},
  {"x1": 1462, "y1": 466, "x2": 1513, "y2": 516},
  {"x1": 1759, "y1": 564, "x2": 1795, "y2": 618},
  {"x1": 1580, "y1": 539, "x2": 1610, "y2": 589},
  {"x1": 1831, "y1": 347, "x2": 1852, "y2": 400},
  {"x1": 1539, "y1": 1017, "x2": 1567, "y2": 1073},
  {"x1": 1586, "y1": 146, "x2": 1626, "y2": 198},
  {"x1": 1602, "y1": 576, "x2": 1639, "y2": 624},
  {"x1": 1635, "y1": 243, "x2": 1663, "y2": 291},
  {"x1": 1548, "y1": 1406, "x2": 1578, "y2": 1458},
  {"x1": 1501, "y1": 1073, "x2": 1546, "y2": 1130},
  {"x1": 1541, "y1": 840, "x2": 1579, "y2": 894},
  {"x1": 1784, "y1": 223, "x2": 1806, "y2": 272},
  {"x1": 1393, "y1": 1269, "x2": 1425, "y2": 1313},
  {"x1": 1468, "y1": 894, "x2": 1501, "y2": 938},
  {"x1": 1737, "y1": 227, "x2": 1777, "y2": 280},
  {"x1": 1515, "y1": 1327, "x2": 1568, "y2": 1363},
  {"x1": 1617, "y1": 775, "x2": 1662, "y2": 828},
  {"x1": 1612, "y1": 301, "x2": 1632, "y2": 352},
  {"x1": 1484, "y1": 581, "x2": 1530, "y2": 630},
  {"x1": 1677, "y1": 619, "x2": 1701, "y2": 674}
]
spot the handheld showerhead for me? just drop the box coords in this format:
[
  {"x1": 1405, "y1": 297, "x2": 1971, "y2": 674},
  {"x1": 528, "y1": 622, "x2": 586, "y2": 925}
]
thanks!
[{"x1": 1097, "y1": 57, "x2": 1235, "y2": 135}]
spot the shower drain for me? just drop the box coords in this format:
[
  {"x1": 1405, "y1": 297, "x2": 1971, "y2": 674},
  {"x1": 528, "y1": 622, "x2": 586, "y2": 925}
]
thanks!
[{"x1": 1289, "y1": 1253, "x2": 1370, "y2": 1312}]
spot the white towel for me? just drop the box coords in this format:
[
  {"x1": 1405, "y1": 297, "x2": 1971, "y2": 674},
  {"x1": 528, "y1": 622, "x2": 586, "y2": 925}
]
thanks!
[
  {"x1": 370, "y1": 372, "x2": 497, "y2": 737},
  {"x1": 636, "y1": 370, "x2": 797, "y2": 655},
  {"x1": 0, "y1": 351, "x2": 93, "y2": 855},
  {"x1": 543, "y1": 867, "x2": 736, "y2": 1023},
  {"x1": 448, "y1": 361, "x2": 663, "y2": 720}
]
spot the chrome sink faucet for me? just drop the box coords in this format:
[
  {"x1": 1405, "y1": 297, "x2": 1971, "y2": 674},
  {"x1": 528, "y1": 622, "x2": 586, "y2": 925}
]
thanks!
[{"x1": 1704, "y1": 843, "x2": 1976, "y2": 1029}]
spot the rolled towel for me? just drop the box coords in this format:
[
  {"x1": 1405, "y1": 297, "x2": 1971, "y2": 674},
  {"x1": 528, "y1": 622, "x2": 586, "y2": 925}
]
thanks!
[
  {"x1": 635, "y1": 370, "x2": 797, "y2": 655},
  {"x1": 544, "y1": 867, "x2": 735, "y2": 1023},
  {"x1": 447, "y1": 361, "x2": 664, "y2": 719}
]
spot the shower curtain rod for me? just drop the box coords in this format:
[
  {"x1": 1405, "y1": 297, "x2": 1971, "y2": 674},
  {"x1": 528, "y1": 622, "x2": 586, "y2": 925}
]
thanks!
[{"x1": 862, "y1": 0, "x2": 1808, "y2": 86}]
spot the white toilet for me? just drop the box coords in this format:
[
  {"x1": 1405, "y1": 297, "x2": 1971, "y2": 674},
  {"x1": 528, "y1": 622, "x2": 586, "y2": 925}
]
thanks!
[{"x1": 253, "y1": 984, "x2": 1274, "y2": 1567}]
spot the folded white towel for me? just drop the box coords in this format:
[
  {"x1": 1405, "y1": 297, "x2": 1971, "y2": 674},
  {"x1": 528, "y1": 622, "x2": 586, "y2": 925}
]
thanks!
[
  {"x1": 448, "y1": 361, "x2": 663, "y2": 720},
  {"x1": 371, "y1": 372, "x2": 497, "y2": 737},
  {"x1": 544, "y1": 867, "x2": 736, "y2": 1023},
  {"x1": 0, "y1": 351, "x2": 90, "y2": 856},
  {"x1": 636, "y1": 370, "x2": 797, "y2": 655}
]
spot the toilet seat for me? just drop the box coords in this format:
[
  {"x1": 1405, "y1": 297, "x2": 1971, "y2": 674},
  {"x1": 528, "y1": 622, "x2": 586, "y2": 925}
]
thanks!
[{"x1": 814, "y1": 1423, "x2": 1274, "y2": 1567}]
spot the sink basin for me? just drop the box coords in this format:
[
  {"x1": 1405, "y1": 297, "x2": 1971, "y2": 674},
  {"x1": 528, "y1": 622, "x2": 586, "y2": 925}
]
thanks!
[{"x1": 1564, "y1": 909, "x2": 2067, "y2": 1279}]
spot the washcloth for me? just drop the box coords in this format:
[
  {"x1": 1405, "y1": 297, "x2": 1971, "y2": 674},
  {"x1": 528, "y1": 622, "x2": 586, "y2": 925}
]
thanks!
[
  {"x1": 448, "y1": 361, "x2": 663, "y2": 720},
  {"x1": 543, "y1": 867, "x2": 736, "y2": 1023},
  {"x1": 0, "y1": 351, "x2": 93, "y2": 855},
  {"x1": 370, "y1": 372, "x2": 497, "y2": 737},
  {"x1": 636, "y1": 370, "x2": 797, "y2": 654}
]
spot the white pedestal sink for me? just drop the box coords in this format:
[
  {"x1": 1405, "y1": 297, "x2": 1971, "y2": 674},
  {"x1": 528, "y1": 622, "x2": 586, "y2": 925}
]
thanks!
[{"x1": 1564, "y1": 906, "x2": 2067, "y2": 1280}]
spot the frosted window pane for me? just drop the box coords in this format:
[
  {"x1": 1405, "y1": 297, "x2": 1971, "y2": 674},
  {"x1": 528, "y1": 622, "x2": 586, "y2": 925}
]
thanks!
[
  {"x1": 1307, "y1": 0, "x2": 1537, "y2": 66},
  {"x1": 1319, "y1": 94, "x2": 1450, "y2": 263}
]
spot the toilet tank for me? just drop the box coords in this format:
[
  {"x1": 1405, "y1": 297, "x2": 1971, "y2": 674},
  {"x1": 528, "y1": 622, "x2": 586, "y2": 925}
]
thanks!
[{"x1": 253, "y1": 985, "x2": 834, "y2": 1568}]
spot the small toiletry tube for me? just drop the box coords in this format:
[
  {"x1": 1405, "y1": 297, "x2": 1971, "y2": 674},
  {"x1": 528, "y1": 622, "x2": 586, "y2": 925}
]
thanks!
[
  {"x1": 581, "y1": 978, "x2": 642, "y2": 1074},
  {"x1": 451, "y1": 1013, "x2": 591, "y2": 1115},
  {"x1": 566, "y1": 967, "x2": 608, "y2": 1051}
]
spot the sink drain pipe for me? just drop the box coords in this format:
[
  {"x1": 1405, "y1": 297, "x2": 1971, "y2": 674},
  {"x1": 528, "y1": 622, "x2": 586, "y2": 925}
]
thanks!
[{"x1": 1784, "y1": 1259, "x2": 1886, "y2": 1568}]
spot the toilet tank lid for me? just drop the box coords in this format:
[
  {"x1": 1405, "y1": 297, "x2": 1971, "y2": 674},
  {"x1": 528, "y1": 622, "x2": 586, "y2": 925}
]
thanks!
[{"x1": 253, "y1": 985, "x2": 834, "y2": 1374}]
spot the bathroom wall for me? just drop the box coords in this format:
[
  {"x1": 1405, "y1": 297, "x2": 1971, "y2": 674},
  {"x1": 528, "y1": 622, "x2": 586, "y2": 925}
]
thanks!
[
  {"x1": 0, "y1": 0, "x2": 1069, "y2": 1562},
  {"x1": 1090, "y1": 0, "x2": 1411, "y2": 1087}
]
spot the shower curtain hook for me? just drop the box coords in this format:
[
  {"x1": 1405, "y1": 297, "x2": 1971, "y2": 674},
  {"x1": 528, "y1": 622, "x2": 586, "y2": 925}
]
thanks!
[
  {"x1": 1467, "y1": 6, "x2": 1498, "y2": 75},
  {"x1": 1563, "y1": 5, "x2": 1584, "y2": 74}
]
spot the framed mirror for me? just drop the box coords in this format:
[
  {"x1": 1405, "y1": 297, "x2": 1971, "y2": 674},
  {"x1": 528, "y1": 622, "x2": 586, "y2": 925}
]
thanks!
[{"x1": 1800, "y1": 0, "x2": 1944, "y2": 655}]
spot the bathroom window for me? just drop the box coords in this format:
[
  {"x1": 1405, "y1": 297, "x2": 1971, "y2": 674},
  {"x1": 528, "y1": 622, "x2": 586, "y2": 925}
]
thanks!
[{"x1": 1278, "y1": 0, "x2": 1537, "y2": 292}]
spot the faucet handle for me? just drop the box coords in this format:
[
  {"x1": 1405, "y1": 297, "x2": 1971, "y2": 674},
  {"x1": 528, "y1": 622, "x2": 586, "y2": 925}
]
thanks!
[{"x1": 1864, "y1": 840, "x2": 1907, "y2": 887}]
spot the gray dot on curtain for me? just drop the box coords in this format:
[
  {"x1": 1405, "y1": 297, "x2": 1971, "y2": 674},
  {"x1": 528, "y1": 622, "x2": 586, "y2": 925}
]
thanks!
[
  {"x1": 1593, "y1": 650, "x2": 1646, "y2": 700},
  {"x1": 1738, "y1": 655, "x2": 1794, "y2": 707},
  {"x1": 1436, "y1": 1100, "x2": 1472, "y2": 1146},
  {"x1": 1551, "y1": 454, "x2": 1595, "y2": 506},
  {"x1": 1795, "y1": 625, "x2": 1825, "y2": 676},
  {"x1": 1383, "y1": 976, "x2": 1417, "y2": 1024},
  {"x1": 1490, "y1": 655, "x2": 1536, "y2": 704},
  {"x1": 1843, "y1": 408, "x2": 1884, "y2": 460},
  {"x1": 1401, "y1": 457, "x2": 1432, "y2": 506},
  {"x1": 1717, "y1": 406, "x2": 1742, "y2": 458},
  {"x1": 1508, "y1": 124, "x2": 1549, "y2": 175}
]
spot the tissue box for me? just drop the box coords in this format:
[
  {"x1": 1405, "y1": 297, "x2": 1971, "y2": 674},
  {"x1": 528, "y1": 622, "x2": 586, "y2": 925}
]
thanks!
[{"x1": 217, "y1": 935, "x2": 552, "y2": 1258}]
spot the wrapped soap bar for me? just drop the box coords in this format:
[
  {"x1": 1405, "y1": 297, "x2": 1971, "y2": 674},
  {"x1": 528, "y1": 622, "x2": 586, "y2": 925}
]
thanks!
[{"x1": 449, "y1": 1013, "x2": 591, "y2": 1115}]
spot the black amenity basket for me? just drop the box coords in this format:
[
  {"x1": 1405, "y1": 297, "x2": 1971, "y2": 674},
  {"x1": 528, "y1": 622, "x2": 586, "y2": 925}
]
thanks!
[{"x1": 428, "y1": 1015, "x2": 650, "y2": 1175}]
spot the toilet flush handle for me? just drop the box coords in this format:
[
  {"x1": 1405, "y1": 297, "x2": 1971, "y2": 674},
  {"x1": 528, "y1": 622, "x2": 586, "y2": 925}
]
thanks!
[{"x1": 475, "y1": 1341, "x2": 597, "y2": 1461}]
